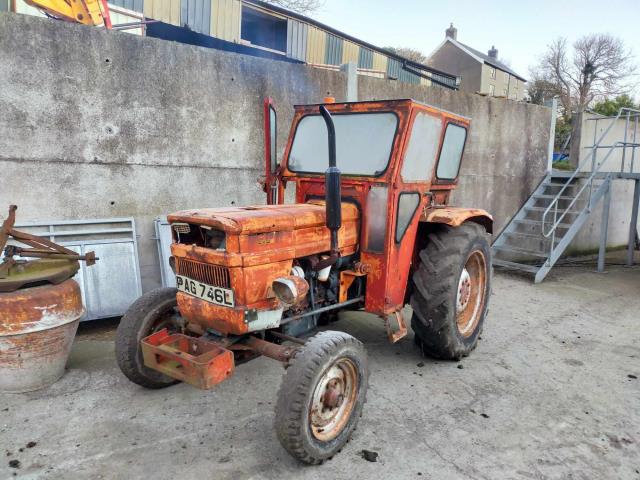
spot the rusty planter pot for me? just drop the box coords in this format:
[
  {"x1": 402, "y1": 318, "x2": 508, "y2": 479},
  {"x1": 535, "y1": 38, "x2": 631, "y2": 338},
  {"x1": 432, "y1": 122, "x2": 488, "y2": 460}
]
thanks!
[{"x1": 0, "y1": 279, "x2": 84, "y2": 393}]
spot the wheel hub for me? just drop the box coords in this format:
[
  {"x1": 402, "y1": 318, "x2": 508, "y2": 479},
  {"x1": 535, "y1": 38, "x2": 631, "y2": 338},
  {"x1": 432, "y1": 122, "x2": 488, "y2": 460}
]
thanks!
[
  {"x1": 321, "y1": 380, "x2": 344, "y2": 409},
  {"x1": 310, "y1": 359, "x2": 358, "y2": 442},
  {"x1": 455, "y1": 250, "x2": 487, "y2": 338},
  {"x1": 456, "y1": 268, "x2": 472, "y2": 313}
]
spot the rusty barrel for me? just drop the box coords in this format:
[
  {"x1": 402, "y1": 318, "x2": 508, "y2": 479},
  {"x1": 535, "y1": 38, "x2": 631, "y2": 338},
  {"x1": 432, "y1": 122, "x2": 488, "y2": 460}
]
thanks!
[{"x1": 0, "y1": 279, "x2": 84, "y2": 393}]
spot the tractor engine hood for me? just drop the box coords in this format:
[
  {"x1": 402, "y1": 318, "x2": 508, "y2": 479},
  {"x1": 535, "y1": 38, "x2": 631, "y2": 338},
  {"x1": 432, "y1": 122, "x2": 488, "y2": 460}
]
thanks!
[{"x1": 168, "y1": 201, "x2": 359, "y2": 236}]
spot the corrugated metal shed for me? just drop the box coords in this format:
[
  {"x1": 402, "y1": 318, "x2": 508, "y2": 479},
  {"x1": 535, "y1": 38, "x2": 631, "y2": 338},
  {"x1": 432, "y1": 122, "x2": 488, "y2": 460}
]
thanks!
[
  {"x1": 306, "y1": 25, "x2": 326, "y2": 64},
  {"x1": 372, "y1": 51, "x2": 388, "y2": 73},
  {"x1": 109, "y1": 4, "x2": 144, "y2": 34},
  {"x1": 144, "y1": 0, "x2": 181, "y2": 25},
  {"x1": 109, "y1": 0, "x2": 143, "y2": 12},
  {"x1": 181, "y1": 0, "x2": 211, "y2": 35},
  {"x1": 430, "y1": 71, "x2": 457, "y2": 89},
  {"x1": 286, "y1": 18, "x2": 307, "y2": 61},
  {"x1": 324, "y1": 34, "x2": 343, "y2": 66},
  {"x1": 341, "y1": 40, "x2": 358, "y2": 65},
  {"x1": 211, "y1": 0, "x2": 241, "y2": 42},
  {"x1": 387, "y1": 58, "x2": 421, "y2": 85},
  {"x1": 358, "y1": 47, "x2": 373, "y2": 69}
]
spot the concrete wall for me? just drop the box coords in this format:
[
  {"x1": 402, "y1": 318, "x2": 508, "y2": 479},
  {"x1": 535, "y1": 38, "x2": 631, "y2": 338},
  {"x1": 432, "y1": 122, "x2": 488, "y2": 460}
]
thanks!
[
  {"x1": 568, "y1": 113, "x2": 640, "y2": 253},
  {"x1": 0, "y1": 13, "x2": 552, "y2": 292},
  {"x1": 579, "y1": 113, "x2": 640, "y2": 174}
]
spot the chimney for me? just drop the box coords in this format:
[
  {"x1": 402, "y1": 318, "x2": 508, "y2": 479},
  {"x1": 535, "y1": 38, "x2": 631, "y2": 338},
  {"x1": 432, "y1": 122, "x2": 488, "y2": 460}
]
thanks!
[
  {"x1": 488, "y1": 45, "x2": 498, "y2": 59},
  {"x1": 445, "y1": 23, "x2": 457, "y2": 40}
]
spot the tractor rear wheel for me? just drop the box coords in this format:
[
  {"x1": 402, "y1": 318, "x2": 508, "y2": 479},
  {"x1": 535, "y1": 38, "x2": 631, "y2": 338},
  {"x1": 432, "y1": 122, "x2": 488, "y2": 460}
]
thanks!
[
  {"x1": 115, "y1": 287, "x2": 182, "y2": 389},
  {"x1": 274, "y1": 331, "x2": 369, "y2": 464},
  {"x1": 410, "y1": 223, "x2": 491, "y2": 360}
]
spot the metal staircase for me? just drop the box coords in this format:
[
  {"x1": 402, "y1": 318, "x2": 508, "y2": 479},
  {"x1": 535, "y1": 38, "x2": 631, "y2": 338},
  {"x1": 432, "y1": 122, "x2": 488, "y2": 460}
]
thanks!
[{"x1": 493, "y1": 107, "x2": 640, "y2": 283}]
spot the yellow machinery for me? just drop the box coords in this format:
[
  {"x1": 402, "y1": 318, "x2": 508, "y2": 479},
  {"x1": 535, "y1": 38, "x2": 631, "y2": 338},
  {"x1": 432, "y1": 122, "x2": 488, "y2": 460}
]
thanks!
[{"x1": 24, "y1": 0, "x2": 112, "y2": 28}]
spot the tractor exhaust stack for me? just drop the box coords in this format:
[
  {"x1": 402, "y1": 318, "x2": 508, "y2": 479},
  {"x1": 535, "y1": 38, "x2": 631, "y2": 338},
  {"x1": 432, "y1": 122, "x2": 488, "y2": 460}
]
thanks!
[{"x1": 314, "y1": 105, "x2": 342, "y2": 271}]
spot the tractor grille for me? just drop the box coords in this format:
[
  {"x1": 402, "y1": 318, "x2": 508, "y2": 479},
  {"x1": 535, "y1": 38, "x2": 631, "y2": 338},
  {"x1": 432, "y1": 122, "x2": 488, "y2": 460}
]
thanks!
[{"x1": 175, "y1": 258, "x2": 231, "y2": 288}]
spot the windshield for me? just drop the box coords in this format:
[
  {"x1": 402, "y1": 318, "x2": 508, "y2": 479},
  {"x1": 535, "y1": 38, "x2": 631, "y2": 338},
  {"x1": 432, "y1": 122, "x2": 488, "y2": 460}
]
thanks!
[{"x1": 287, "y1": 112, "x2": 398, "y2": 176}]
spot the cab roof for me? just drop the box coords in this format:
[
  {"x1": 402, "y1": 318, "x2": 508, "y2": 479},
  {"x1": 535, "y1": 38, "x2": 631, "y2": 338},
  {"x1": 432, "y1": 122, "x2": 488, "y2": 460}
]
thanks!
[{"x1": 294, "y1": 99, "x2": 471, "y2": 121}]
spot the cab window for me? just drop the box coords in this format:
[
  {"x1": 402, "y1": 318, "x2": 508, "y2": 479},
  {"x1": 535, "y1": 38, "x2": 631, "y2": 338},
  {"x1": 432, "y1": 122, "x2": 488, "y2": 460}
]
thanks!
[
  {"x1": 288, "y1": 112, "x2": 398, "y2": 176},
  {"x1": 436, "y1": 123, "x2": 467, "y2": 180},
  {"x1": 401, "y1": 113, "x2": 442, "y2": 183}
]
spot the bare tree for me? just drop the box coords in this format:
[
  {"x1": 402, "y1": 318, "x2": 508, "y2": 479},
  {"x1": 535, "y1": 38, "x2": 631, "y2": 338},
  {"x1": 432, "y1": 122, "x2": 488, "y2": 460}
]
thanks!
[
  {"x1": 535, "y1": 34, "x2": 636, "y2": 163},
  {"x1": 384, "y1": 47, "x2": 428, "y2": 65},
  {"x1": 261, "y1": 0, "x2": 324, "y2": 15},
  {"x1": 538, "y1": 35, "x2": 635, "y2": 118}
]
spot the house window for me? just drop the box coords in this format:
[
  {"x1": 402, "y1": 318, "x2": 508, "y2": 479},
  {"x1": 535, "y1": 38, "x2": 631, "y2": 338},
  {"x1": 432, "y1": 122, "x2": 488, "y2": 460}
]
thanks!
[
  {"x1": 489, "y1": 84, "x2": 495, "y2": 96},
  {"x1": 241, "y1": 6, "x2": 287, "y2": 53},
  {"x1": 514, "y1": 78, "x2": 518, "y2": 88},
  {"x1": 503, "y1": 88, "x2": 507, "y2": 97},
  {"x1": 490, "y1": 67, "x2": 496, "y2": 79}
]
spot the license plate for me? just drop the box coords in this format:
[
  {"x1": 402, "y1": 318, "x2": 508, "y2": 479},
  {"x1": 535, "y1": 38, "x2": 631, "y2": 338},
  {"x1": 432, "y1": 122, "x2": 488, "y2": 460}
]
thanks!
[{"x1": 176, "y1": 275, "x2": 235, "y2": 308}]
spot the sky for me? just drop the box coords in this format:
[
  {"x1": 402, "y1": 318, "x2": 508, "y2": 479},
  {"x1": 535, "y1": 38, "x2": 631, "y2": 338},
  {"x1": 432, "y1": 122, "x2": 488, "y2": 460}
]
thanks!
[{"x1": 310, "y1": 0, "x2": 640, "y2": 100}]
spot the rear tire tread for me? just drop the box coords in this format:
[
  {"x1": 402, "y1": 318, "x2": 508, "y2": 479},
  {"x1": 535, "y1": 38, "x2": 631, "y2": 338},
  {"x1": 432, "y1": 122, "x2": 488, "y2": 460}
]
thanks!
[
  {"x1": 115, "y1": 287, "x2": 180, "y2": 389},
  {"x1": 410, "y1": 223, "x2": 491, "y2": 360}
]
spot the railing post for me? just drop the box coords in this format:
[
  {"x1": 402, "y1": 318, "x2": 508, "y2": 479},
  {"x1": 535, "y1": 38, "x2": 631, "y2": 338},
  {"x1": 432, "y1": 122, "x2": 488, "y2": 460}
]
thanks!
[
  {"x1": 597, "y1": 177, "x2": 612, "y2": 273},
  {"x1": 592, "y1": 118, "x2": 598, "y2": 172},
  {"x1": 622, "y1": 109, "x2": 630, "y2": 173},
  {"x1": 550, "y1": 204, "x2": 557, "y2": 264},
  {"x1": 545, "y1": 97, "x2": 558, "y2": 174},
  {"x1": 627, "y1": 178, "x2": 640, "y2": 266},
  {"x1": 632, "y1": 114, "x2": 638, "y2": 173}
]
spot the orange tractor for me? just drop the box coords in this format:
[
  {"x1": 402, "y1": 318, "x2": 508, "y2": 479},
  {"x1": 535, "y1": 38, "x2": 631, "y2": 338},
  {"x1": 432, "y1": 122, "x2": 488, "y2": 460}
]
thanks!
[{"x1": 116, "y1": 98, "x2": 493, "y2": 464}]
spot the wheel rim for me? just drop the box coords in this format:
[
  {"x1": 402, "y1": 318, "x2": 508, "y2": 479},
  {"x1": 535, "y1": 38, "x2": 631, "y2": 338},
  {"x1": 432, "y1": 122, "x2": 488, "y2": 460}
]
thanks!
[
  {"x1": 309, "y1": 358, "x2": 359, "y2": 442},
  {"x1": 455, "y1": 250, "x2": 487, "y2": 338}
]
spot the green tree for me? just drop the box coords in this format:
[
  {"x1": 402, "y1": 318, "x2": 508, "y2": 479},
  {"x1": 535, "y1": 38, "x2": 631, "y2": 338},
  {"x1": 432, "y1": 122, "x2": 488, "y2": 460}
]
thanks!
[
  {"x1": 527, "y1": 76, "x2": 561, "y2": 105},
  {"x1": 591, "y1": 94, "x2": 637, "y2": 117}
]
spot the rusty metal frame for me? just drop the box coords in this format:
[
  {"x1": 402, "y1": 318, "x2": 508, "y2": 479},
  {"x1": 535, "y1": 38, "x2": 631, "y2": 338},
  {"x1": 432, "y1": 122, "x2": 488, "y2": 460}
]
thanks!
[
  {"x1": 0, "y1": 206, "x2": 96, "y2": 280},
  {"x1": 384, "y1": 310, "x2": 407, "y2": 343},
  {"x1": 8, "y1": 215, "x2": 142, "y2": 321},
  {"x1": 141, "y1": 329, "x2": 300, "y2": 389}
]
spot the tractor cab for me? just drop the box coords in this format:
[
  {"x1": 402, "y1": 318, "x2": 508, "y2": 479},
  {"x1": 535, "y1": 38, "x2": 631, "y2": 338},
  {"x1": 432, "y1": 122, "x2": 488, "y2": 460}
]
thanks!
[{"x1": 266, "y1": 99, "x2": 491, "y2": 316}]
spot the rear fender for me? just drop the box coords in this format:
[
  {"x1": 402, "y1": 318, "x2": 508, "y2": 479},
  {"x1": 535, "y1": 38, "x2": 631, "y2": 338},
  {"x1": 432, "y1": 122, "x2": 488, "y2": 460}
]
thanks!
[
  {"x1": 404, "y1": 207, "x2": 493, "y2": 305},
  {"x1": 420, "y1": 207, "x2": 493, "y2": 234}
]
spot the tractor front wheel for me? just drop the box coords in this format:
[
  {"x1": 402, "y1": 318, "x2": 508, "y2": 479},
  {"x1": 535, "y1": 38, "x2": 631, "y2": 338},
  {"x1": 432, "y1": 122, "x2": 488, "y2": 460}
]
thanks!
[
  {"x1": 274, "y1": 331, "x2": 369, "y2": 464},
  {"x1": 115, "y1": 287, "x2": 182, "y2": 389},
  {"x1": 410, "y1": 222, "x2": 491, "y2": 360}
]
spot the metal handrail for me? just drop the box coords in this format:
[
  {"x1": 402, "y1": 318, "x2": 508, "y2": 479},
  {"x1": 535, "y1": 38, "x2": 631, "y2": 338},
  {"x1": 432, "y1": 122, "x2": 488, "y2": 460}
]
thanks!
[{"x1": 542, "y1": 107, "x2": 640, "y2": 239}]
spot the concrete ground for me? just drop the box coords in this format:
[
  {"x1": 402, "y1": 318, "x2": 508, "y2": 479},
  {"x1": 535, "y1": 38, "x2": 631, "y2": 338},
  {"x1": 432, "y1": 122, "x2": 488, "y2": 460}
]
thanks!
[{"x1": 1, "y1": 258, "x2": 639, "y2": 480}]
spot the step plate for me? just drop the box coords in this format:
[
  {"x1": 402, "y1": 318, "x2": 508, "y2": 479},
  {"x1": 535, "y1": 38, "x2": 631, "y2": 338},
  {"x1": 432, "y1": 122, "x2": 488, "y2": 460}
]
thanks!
[{"x1": 141, "y1": 329, "x2": 235, "y2": 390}]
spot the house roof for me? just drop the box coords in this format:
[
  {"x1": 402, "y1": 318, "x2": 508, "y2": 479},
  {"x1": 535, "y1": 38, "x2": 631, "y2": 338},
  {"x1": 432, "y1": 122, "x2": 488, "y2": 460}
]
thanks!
[{"x1": 428, "y1": 37, "x2": 527, "y2": 82}]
